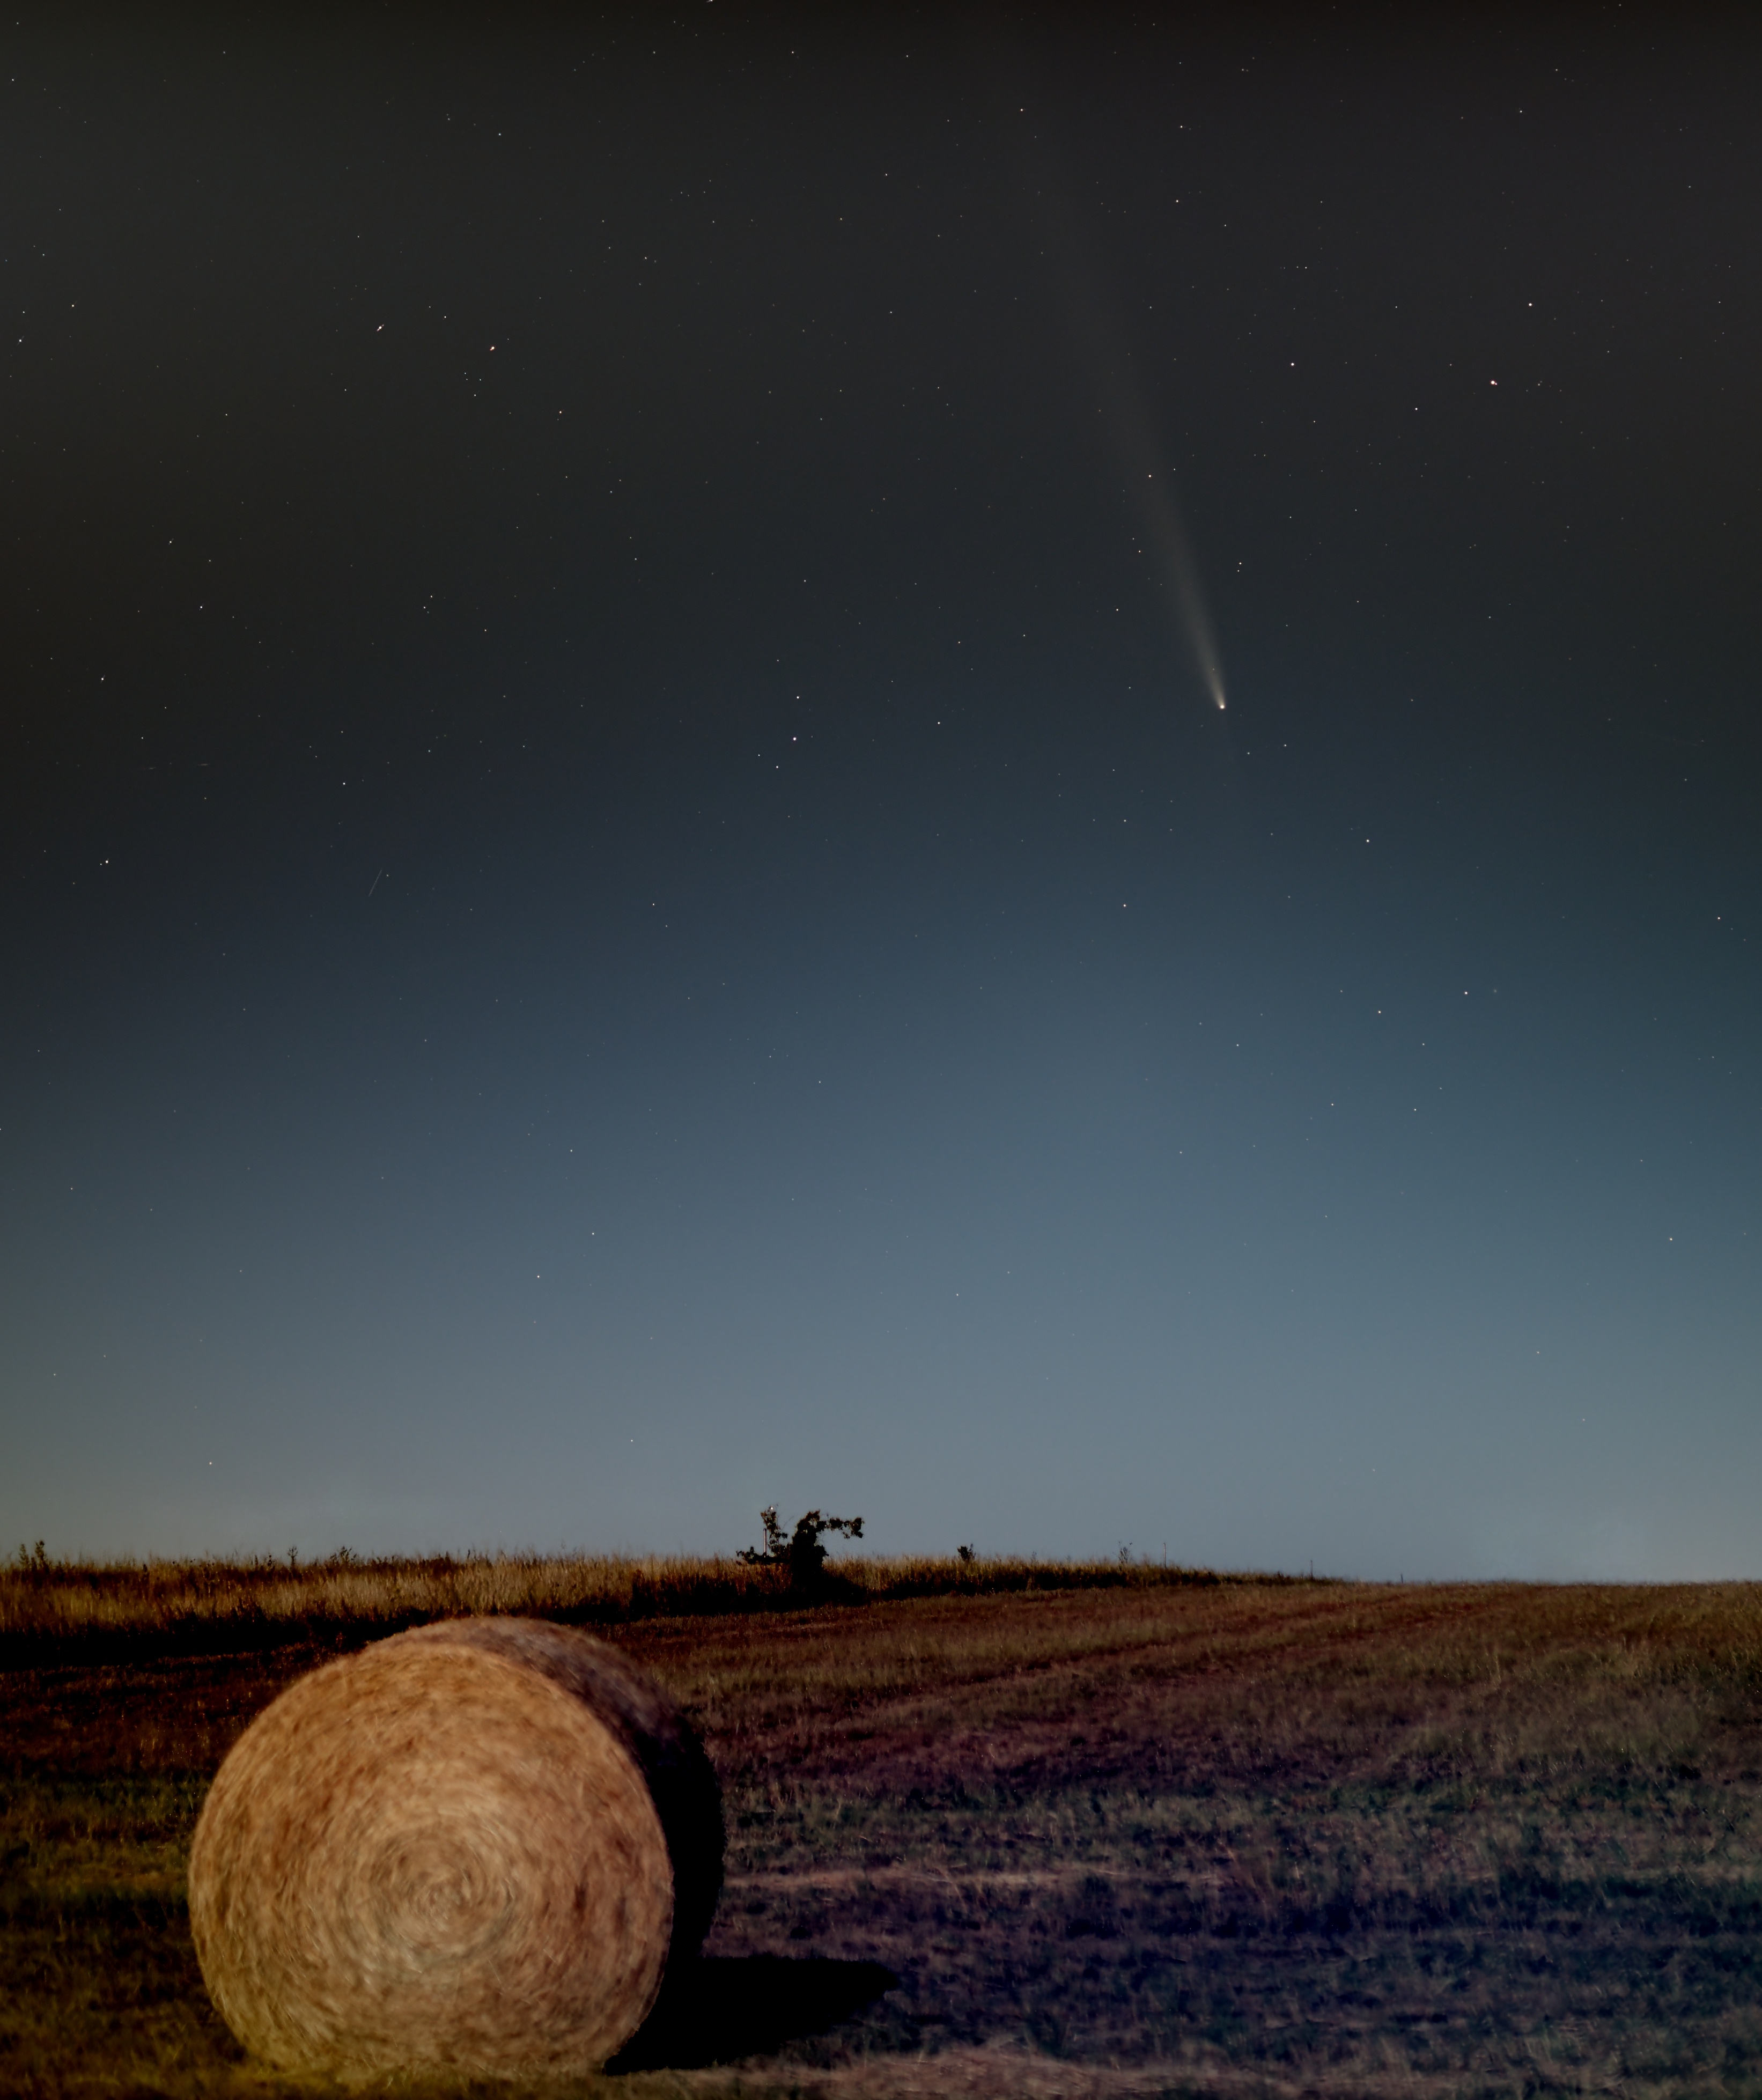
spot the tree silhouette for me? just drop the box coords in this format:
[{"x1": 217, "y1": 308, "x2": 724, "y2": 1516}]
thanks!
[{"x1": 739, "y1": 1507, "x2": 864, "y2": 1591}]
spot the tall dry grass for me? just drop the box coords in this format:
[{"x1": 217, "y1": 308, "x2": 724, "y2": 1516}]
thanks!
[{"x1": 0, "y1": 1549, "x2": 1294, "y2": 1662}]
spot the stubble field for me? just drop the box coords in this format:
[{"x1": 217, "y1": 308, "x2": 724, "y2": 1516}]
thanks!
[{"x1": 4, "y1": 1560, "x2": 1761, "y2": 2098}]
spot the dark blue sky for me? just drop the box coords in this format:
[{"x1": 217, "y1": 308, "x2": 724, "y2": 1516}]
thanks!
[{"x1": 5, "y1": 4, "x2": 1757, "y2": 1575}]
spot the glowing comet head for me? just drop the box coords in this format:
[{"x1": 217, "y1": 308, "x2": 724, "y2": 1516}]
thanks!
[{"x1": 1148, "y1": 507, "x2": 1228, "y2": 718}]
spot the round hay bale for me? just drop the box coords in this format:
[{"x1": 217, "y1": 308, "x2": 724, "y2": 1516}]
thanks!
[{"x1": 188, "y1": 1617, "x2": 723, "y2": 2080}]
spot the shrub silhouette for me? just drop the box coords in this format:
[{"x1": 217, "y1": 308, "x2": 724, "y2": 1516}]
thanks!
[{"x1": 738, "y1": 1508, "x2": 864, "y2": 1594}]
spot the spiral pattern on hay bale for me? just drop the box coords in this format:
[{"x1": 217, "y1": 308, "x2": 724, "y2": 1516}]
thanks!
[{"x1": 188, "y1": 1617, "x2": 723, "y2": 2080}]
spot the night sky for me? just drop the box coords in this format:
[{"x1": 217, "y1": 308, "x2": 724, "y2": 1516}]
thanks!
[{"x1": 6, "y1": 6, "x2": 1758, "y2": 1576}]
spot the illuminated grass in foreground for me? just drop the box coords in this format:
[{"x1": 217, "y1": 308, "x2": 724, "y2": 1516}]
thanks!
[{"x1": 3, "y1": 1567, "x2": 1761, "y2": 2096}]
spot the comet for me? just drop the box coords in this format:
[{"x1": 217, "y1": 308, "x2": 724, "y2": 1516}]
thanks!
[
  {"x1": 1140, "y1": 467, "x2": 1228, "y2": 711},
  {"x1": 1017, "y1": 101, "x2": 1228, "y2": 714}
]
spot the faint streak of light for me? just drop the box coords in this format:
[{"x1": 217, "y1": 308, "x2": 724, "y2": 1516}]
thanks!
[
  {"x1": 1016, "y1": 96, "x2": 1228, "y2": 714},
  {"x1": 1140, "y1": 467, "x2": 1228, "y2": 710}
]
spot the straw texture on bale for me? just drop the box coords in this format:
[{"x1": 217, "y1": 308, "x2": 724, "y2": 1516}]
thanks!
[{"x1": 188, "y1": 1617, "x2": 723, "y2": 2080}]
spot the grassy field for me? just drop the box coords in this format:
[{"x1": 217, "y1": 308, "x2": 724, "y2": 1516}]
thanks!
[
  {"x1": 4, "y1": 1560, "x2": 1761, "y2": 2097},
  {"x1": 0, "y1": 1549, "x2": 1243, "y2": 1661}
]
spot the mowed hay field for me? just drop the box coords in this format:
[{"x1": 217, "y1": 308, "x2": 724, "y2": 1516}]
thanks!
[{"x1": 4, "y1": 1566, "x2": 1762, "y2": 2098}]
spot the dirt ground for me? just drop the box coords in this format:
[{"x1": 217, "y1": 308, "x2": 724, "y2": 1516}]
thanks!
[{"x1": 5, "y1": 1578, "x2": 1762, "y2": 2097}]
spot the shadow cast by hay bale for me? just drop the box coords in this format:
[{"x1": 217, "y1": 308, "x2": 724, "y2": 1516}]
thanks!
[{"x1": 608, "y1": 1954, "x2": 900, "y2": 2070}]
